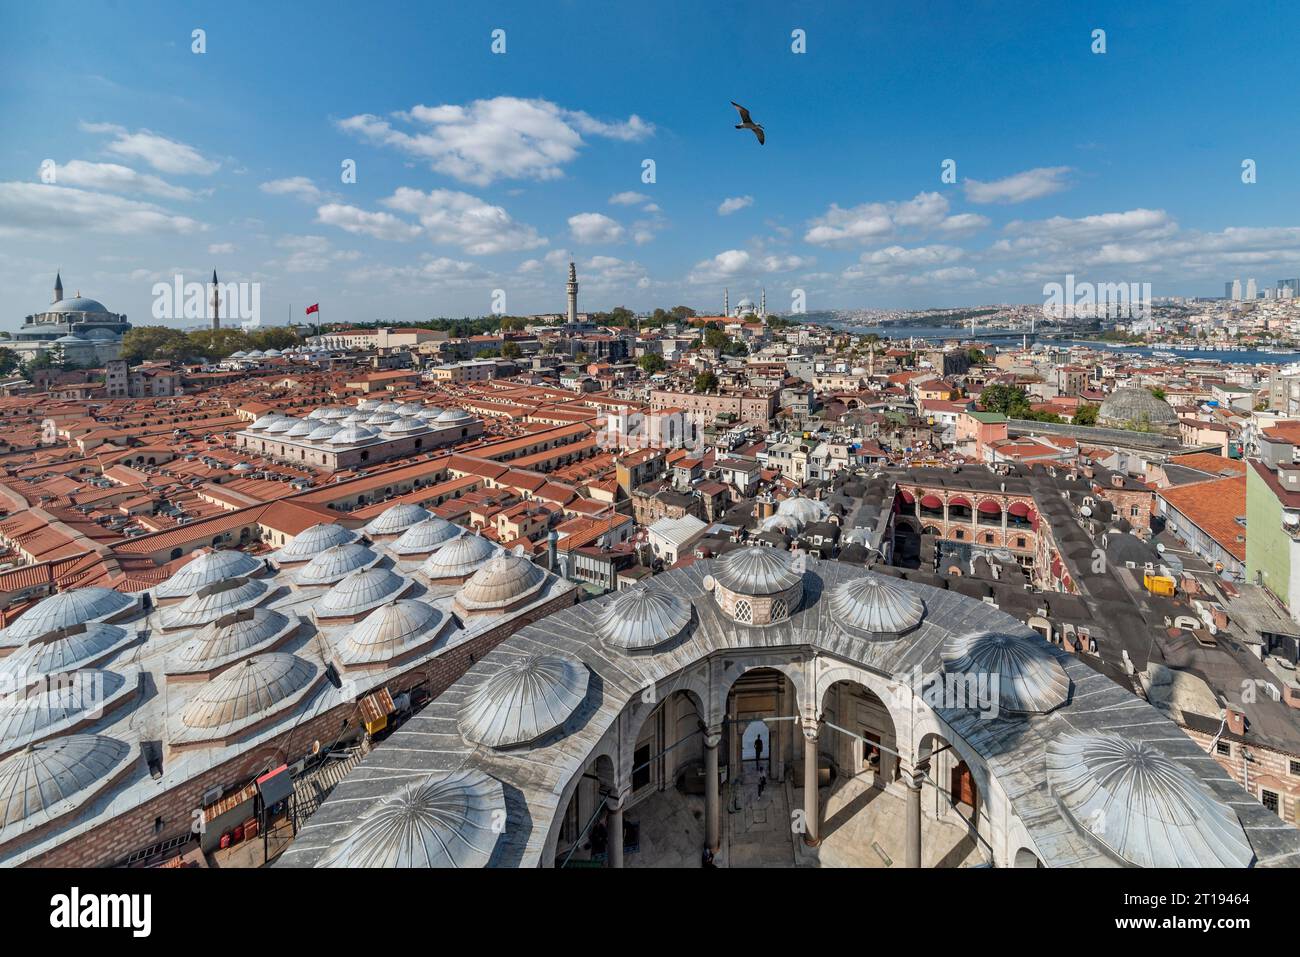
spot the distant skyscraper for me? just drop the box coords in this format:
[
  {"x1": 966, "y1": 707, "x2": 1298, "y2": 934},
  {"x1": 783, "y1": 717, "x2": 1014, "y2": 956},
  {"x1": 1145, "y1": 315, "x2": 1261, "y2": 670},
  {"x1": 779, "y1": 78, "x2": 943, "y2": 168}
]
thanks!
[
  {"x1": 1246, "y1": 278, "x2": 1258, "y2": 300},
  {"x1": 1279, "y1": 279, "x2": 1299, "y2": 298},
  {"x1": 1225, "y1": 281, "x2": 1234, "y2": 299},
  {"x1": 1230, "y1": 279, "x2": 1243, "y2": 301}
]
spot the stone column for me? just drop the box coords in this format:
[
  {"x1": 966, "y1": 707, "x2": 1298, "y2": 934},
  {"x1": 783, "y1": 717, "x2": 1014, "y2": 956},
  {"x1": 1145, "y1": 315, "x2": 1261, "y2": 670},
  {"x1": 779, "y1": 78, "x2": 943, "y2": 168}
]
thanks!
[
  {"x1": 607, "y1": 794, "x2": 625, "y2": 869},
  {"x1": 704, "y1": 727, "x2": 722, "y2": 852},
  {"x1": 802, "y1": 717, "x2": 821, "y2": 846},
  {"x1": 905, "y1": 763, "x2": 928, "y2": 868}
]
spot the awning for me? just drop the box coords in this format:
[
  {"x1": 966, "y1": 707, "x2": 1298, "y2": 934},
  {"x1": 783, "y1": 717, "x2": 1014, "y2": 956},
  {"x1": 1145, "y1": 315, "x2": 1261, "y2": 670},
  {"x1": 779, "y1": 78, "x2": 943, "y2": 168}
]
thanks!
[
  {"x1": 920, "y1": 494, "x2": 943, "y2": 509},
  {"x1": 358, "y1": 686, "x2": 396, "y2": 725},
  {"x1": 899, "y1": 489, "x2": 915, "y2": 505},
  {"x1": 1008, "y1": 502, "x2": 1032, "y2": 517},
  {"x1": 948, "y1": 496, "x2": 972, "y2": 509},
  {"x1": 978, "y1": 500, "x2": 1003, "y2": 514}
]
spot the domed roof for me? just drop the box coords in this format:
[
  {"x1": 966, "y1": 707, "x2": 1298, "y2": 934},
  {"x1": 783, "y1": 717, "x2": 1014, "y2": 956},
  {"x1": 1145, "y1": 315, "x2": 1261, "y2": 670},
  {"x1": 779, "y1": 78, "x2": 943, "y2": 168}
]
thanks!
[
  {"x1": 277, "y1": 523, "x2": 359, "y2": 561},
  {"x1": 759, "y1": 513, "x2": 802, "y2": 535},
  {"x1": 713, "y1": 546, "x2": 803, "y2": 596},
  {"x1": 249, "y1": 414, "x2": 285, "y2": 431},
  {"x1": 363, "y1": 503, "x2": 432, "y2": 537},
  {"x1": 0, "y1": 735, "x2": 133, "y2": 835},
  {"x1": 229, "y1": 350, "x2": 248, "y2": 358},
  {"x1": 165, "y1": 576, "x2": 269, "y2": 629},
  {"x1": 397, "y1": 403, "x2": 425, "y2": 416},
  {"x1": 456, "y1": 555, "x2": 546, "y2": 611},
  {"x1": 416, "y1": 407, "x2": 445, "y2": 420},
  {"x1": 297, "y1": 543, "x2": 380, "y2": 586},
  {"x1": 434, "y1": 407, "x2": 472, "y2": 424},
  {"x1": 155, "y1": 549, "x2": 265, "y2": 600},
  {"x1": 940, "y1": 631, "x2": 1071, "y2": 715},
  {"x1": 265, "y1": 417, "x2": 299, "y2": 434},
  {"x1": 365, "y1": 411, "x2": 399, "y2": 426},
  {"x1": 167, "y1": 608, "x2": 299, "y2": 676},
  {"x1": 1, "y1": 588, "x2": 135, "y2": 648},
  {"x1": 178, "y1": 654, "x2": 319, "y2": 732},
  {"x1": 285, "y1": 419, "x2": 316, "y2": 438},
  {"x1": 318, "y1": 768, "x2": 505, "y2": 868},
  {"x1": 53, "y1": 334, "x2": 87, "y2": 344},
  {"x1": 776, "y1": 496, "x2": 830, "y2": 525},
  {"x1": 356, "y1": 398, "x2": 382, "y2": 412},
  {"x1": 306, "y1": 422, "x2": 343, "y2": 442},
  {"x1": 829, "y1": 573, "x2": 925, "y2": 640},
  {"x1": 380, "y1": 417, "x2": 427, "y2": 435},
  {"x1": 459, "y1": 654, "x2": 589, "y2": 748},
  {"x1": 1098, "y1": 387, "x2": 1178, "y2": 427},
  {"x1": 316, "y1": 567, "x2": 410, "y2": 619},
  {"x1": 264, "y1": 348, "x2": 282, "y2": 357},
  {"x1": 1047, "y1": 732, "x2": 1255, "y2": 868},
  {"x1": 375, "y1": 402, "x2": 401, "y2": 413},
  {"x1": 0, "y1": 622, "x2": 134, "y2": 679},
  {"x1": 48, "y1": 296, "x2": 110, "y2": 314},
  {"x1": 318, "y1": 407, "x2": 350, "y2": 421},
  {"x1": 421, "y1": 534, "x2": 501, "y2": 581},
  {"x1": 0, "y1": 670, "x2": 134, "y2": 755},
  {"x1": 327, "y1": 425, "x2": 376, "y2": 445},
  {"x1": 246, "y1": 349, "x2": 265, "y2": 358},
  {"x1": 337, "y1": 600, "x2": 448, "y2": 667},
  {"x1": 83, "y1": 327, "x2": 118, "y2": 340},
  {"x1": 598, "y1": 585, "x2": 692, "y2": 651},
  {"x1": 390, "y1": 517, "x2": 463, "y2": 556}
]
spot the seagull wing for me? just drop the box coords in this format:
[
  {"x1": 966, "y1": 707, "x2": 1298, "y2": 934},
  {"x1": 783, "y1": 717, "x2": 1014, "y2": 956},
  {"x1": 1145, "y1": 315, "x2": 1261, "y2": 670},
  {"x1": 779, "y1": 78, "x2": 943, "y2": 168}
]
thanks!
[
  {"x1": 731, "y1": 101, "x2": 753, "y2": 125},
  {"x1": 753, "y1": 126, "x2": 765, "y2": 145}
]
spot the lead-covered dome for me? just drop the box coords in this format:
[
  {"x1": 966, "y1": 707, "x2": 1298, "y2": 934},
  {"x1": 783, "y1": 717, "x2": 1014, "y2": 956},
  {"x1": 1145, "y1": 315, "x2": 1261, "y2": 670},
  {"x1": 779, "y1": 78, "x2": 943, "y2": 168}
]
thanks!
[
  {"x1": 714, "y1": 547, "x2": 802, "y2": 595},
  {"x1": 0, "y1": 669, "x2": 136, "y2": 756},
  {"x1": 297, "y1": 543, "x2": 380, "y2": 586},
  {"x1": 0, "y1": 622, "x2": 134, "y2": 680},
  {"x1": 166, "y1": 608, "x2": 299, "y2": 678},
  {"x1": 1047, "y1": 732, "x2": 1255, "y2": 868},
  {"x1": 390, "y1": 517, "x2": 462, "y2": 556},
  {"x1": 459, "y1": 654, "x2": 589, "y2": 748},
  {"x1": 306, "y1": 422, "x2": 343, "y2": 442},
  {"x1": 363, "y1": 503, "x2": 432, "y2": 538},
  {"x1": 1, "y1": 588, "x2": 136, "y2": 648},
  {"x1": 164, "y1": 576, "x2": 269, "y2": 629},
  {"x1": 454, "y1": 554, "x2": 546, "y2": 613},
  {"x1": 155, "y1": 549, "x2": 265, "y2": 600},
  {"x1": 328, "y1": 425, "x2": 377, "y2": 445},
  {"x1": 177, "y1": 654, "x2": 319, "y2": 733},
  {"x1": 598, "y1": 586, "x2": 692, "y2": 651},
  {"x1": 337, "y1": 600, "x2": 448, "y2": 669},
  {"x1": 276, "y1": 523, "x2": 360, "y2": 562},
  {"x1": 0, "y1": 735, "x2": 134, "y2": 836},
  {"x1": 315, "y1": 567, "x2": 411, "y2": 619},
  {"x1": 1098, "y1": 387, "x2": 1178, "y2": 430},
  {"x1": 318, "y1": 768, "x2": 505, "y2": 868},
  {"x1": 940, "y1": 631, "x2": 1070, "y2": 715},
  {"x1": 421, "y1": 534, "x2": 501, "y2": 581},
  {"x1": 829, "y1": 574, "x2": 925, "y2": 640},
  {"x1": 776, "y1": 496, "x2": 830, "y2": 526}
]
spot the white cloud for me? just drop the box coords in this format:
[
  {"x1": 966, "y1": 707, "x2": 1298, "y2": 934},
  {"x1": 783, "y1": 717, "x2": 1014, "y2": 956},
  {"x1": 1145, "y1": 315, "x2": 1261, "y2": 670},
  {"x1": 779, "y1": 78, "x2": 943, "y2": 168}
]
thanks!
[
  {"x1": 381, "y1": 187, "x2": 546, "y2": 255},
  {"x1": 315, "y1": 202, "x2": 422, "y2": 241},
  {"x1": 964, "y1": 166, "x2": 1072, "y2": 204},
  {"x1": 718, "y1": 195, "x2": 754, "y2": 216},
  {"x1": 260, "y1": 176, "x2": 322, "y2": 203},
  {"x1": 208, "y1": 242, "x2": 236, "y2": 254},
  {"x1": 0, "y1": 182, "x2": 204, "y2": 237},
  {"x1": 337, "y1": 96, "x2": 653, "y2": 186},
  {"x1": 569, "y1": 211, "x2": 625, "y2": 244},
  {"x1": 804, "y1": 191, "x2": 952, "y2": 246},
  {"x1": 49, "y1": 160, "x2": 196, "y2": 200},
  {"x1": 80, "y1": 121, "x2": 219, "y2": 175},
  {"x1": 609, "y1": 191, "x2": 651, "y2": 206}
]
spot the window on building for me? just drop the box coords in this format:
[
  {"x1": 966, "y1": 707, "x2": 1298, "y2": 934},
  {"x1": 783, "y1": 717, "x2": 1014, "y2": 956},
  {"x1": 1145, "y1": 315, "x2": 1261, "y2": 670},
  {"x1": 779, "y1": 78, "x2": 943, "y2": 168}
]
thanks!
[
  {"x1": 771, "y1": 597, "x2": 788, "y2": 621},
  {"x1": 1216, "y1": 740, "x2": 1231, "y2": 756},
  {"x1": 734, "y1": 599, "x2": 753, "y2": 624},
  {"x1": 1291, "y1": 759, "x2": 1300, "y2": 777},
  {"x1": 1262, "y1": 789, "x2": 1279, "y2": 814}
]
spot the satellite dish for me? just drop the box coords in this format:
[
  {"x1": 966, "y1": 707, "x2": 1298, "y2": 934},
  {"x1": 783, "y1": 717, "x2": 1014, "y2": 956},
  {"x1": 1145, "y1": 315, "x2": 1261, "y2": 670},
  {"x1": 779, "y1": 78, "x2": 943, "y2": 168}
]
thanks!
[
  {"x1": 1156, "y1": 542, "x2": 1166, "y2": 553},
  {"x1": 1080, "y1": 505, "x2": 1092, "y2": 517}
]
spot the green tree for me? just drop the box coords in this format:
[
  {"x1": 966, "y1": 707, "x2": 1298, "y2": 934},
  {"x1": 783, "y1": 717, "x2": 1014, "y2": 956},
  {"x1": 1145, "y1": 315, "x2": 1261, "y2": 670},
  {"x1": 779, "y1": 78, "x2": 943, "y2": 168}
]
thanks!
[
  {"x1": 703, "y1": 327, "x2": 730, "y2": 351},
  {"x1": 694, "y1": 371, "x2": 718, "y2": 393},
  {"x1": 1151, "y1": 387, "x2": 1166, "y2": 401},
  {"x1": 1073, "y1": 403, "x2": 1100, "y2": 426},
  {"x1": 0, "y1": 347, "x2": 20, "y2": 376},
  {"x1": 501, "y1": 341, "x2": 521, "y2": 359},
  {"x1": 639, "y1": 354, "x2": 666, "y2": 374},
  {"x1": 120, "y1": 326, "x2": 197, "y2": 363}
]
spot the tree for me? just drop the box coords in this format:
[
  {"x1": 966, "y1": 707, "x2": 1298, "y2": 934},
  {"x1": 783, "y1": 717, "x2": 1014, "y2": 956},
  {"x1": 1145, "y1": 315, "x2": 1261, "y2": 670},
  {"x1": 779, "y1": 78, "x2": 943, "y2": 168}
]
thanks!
[
  {"x1": 703, "y1": 327, "x2": 730, "y2": 351},
  {"x1": 1073, "y1": 403, "x2": 1100, "y2": 426},
  {"x1": 966, "y1": 348, "x2": 987, "y2": 364},
  {"x1": 694, "y1": 371, "x2": 718, "y2": 393},
  {"x1": 639, "y1": 353, "x2": 666, "y2": 374},
  {"x1": 979, "y1": 384, "x2": 1030, "y2": 416},
  {"x1": 120, "y1": 326, "x2": 196, "y2": 363},
  {"x1": 1151, "y1": 387, "x2": 1166, "y2": 401},
  {"x1": 501, "y1": 341, "x2": 521, "y2": 359},
  {"x1": 0, "y1": 347, "x2": 20, "y2": 376}
]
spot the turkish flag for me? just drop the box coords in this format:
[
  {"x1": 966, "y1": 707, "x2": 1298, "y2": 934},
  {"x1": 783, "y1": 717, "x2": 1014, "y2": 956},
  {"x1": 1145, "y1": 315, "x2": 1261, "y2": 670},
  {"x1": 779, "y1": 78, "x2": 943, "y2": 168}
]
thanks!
[{"x1": 305, "y1": 303, "x2": 320, "y2": 315}]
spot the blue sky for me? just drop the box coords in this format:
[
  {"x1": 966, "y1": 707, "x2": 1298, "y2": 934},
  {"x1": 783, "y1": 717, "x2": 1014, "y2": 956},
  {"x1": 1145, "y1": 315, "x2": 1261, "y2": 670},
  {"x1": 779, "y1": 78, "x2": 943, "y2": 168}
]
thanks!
[{"x1": 3, "y1": 0, "x2": 1300, "y2": 327}]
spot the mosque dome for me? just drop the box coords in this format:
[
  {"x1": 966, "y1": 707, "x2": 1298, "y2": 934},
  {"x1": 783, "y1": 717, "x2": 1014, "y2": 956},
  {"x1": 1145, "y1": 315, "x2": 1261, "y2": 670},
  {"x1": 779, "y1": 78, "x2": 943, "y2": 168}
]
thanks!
[
  {"x1": 265, "y1": 417, "x2": 299, "y2": 434},
  {"x1": 940, "y1": 631, "x2": 1071, "y2": 715},
  {"x1": 434, "y1": 408, "x2": 472, "y2": 424},
  {"x1": 0, "y1": 622, "x2": 134, "y2": 679},
  {"x1": 285, "y1": 419, "x2": 316, "y2": 438},
  {"x1": 318, "y1": 768, "x2": 505, "y2": 868},
  {"x1": 454, "y1": 555, "x2": 546, "y2": 613},
  {"x1": 1047, "y1": 732, "x2": 1255, "y2": 868},
  {"x1": 327, "y1": 425, "x2": 376, "y2": 445},
  {"x1": 276, "y1": 523, "x2": 359, "y2": 561},
  {"x1": 365, "y1": 411, "x2": 399, "y2": 426},
  {"x1": 337, "y1": 600, "x2": 448, "y2": 668},
  {"x1": 714, "y1": 547, "x2": 802, "y2": 596},
  {"x1": 829, "y1": 573, "x2": 925, "y2": 640},
  {"x1": 1097, "y1": 387, "x2": 1178, "y2": 429},
  {"x1": 380, "y1": 418, "x2": 426, "y2": 435},
  {"x1": 421, "y1": 534, "x2": 501, "y2": 581},
  {"x1": 307, "y1": 422, "x2": 343, "y2": 442},
  {"x1": 363, "y1": 503, "x2": 431, "y2": 538},
  {"x1": 459, "y1": 654, "x2": 589, "y2": 748},
  {"x1": 390, "y1": 517, "x2": 463, "y2": 556},
  {"x1": 83, "y1": 327, "x2": 118, "y2": 341},
  {"x1": 167, "y1": 608, "x2": 299, "y2": 677},
  {"x1": 178, "y1": 654, "x2": 318, "y2": 732},
  {"x1": 0, "y1": 735, "x2": 133, "y2": 835},
  {"x1": 1, "y1": 588, "x2": 135, "y2": 648},
  {"x1": 316, "y1": 567, "x2": 410, "y2": 619},
  {"x1": 297, "y1": 543, "x2": 380, "y2": 586},
  {"x1": 597, "y1": 585, "x2": 692, "y2": 651},
  {"x1": 249, "y1": 414, "x2": 285, "y2": 431},
  {"x1": 155, "y1": 549, "x2": 265, "y2": 600},
  {"x1": 48, "y1": 296, "x2": 110, "y2": 314}
]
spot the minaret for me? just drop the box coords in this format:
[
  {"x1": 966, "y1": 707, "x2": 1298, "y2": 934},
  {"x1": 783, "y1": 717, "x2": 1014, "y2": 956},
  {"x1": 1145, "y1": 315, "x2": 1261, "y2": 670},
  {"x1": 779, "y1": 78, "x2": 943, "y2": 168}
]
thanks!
[
  {"x1": 53, "y1": 271, "x2": 63, "y2": 304},
  {"x1": 760, "y1": 288, "x2": 766, "y2": 320},
  {"x1": 724, "y1": 288, "x2": 729, "y2": 317},
  {"x1": 209, "y1": 269, "x2": 221, "y2": 331},
  {"x1": 566, "y1": 262, "x2": 578, "y2": 325}
]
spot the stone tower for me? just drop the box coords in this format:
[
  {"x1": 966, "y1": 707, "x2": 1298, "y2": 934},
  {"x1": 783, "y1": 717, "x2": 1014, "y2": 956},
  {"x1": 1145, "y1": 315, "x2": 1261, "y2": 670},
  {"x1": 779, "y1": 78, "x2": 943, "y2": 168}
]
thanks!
[
  {"x1": 566, "y1": 262, "x2": 578, "y2": 325},
  {"x1": 209, "y1": 269, "x2": 221, "y2": 331},
  {"x1": 724, "y1": 288, "x2": 729, "y2": 316},
  {"x1": 53, "y1": 271, "x2": 63, "y2": 304}
]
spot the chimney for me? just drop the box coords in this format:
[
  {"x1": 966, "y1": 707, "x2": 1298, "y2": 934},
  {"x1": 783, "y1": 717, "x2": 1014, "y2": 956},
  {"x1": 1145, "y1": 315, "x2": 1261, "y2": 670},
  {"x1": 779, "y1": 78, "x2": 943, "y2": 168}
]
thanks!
[
  {"x1": 547, "y1": 529, "x2": 559, "y2": 571},
  {"x1": 1225, "y1": 706, "x2": 1246, "y2": 736}
]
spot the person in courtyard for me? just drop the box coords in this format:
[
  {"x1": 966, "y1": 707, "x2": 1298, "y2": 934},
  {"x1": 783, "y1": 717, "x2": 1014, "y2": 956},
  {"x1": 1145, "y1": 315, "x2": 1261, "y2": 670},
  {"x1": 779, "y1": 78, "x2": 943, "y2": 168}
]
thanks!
[{"x1": 753, "y1": 734, "x2": 764, "y2": 772}]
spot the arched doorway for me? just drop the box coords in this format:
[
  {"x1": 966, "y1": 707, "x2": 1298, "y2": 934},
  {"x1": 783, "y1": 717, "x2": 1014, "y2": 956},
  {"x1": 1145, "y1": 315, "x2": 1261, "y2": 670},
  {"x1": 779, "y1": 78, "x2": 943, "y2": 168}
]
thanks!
[{"x1": 741, "y1": 720, "x2": 770, "y2": 776}]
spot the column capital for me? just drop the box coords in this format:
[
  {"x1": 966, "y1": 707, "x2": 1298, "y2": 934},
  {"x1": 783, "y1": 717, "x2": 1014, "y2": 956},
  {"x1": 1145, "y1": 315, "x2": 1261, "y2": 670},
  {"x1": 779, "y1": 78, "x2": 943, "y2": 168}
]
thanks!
[
  {"x1": 606, "y1": 792, "x2": 626, "y2": 812},
  {"x1": 704, "y1": 730, "x2": 722, "y2": 749},
  {"x1": 801, "y1": 715, "x2": 821, "y2": 740}
]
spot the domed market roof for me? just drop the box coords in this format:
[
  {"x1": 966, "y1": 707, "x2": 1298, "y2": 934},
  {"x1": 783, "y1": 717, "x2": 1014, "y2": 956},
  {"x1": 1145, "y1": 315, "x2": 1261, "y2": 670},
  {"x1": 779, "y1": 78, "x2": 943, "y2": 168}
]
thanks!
[
  {"x1": 459, "y1": 653, "x2": 589, "y2": 748},
  {"x1": 296, "y1": 543, "x2": 380, "y2": 586},
  {"x1": 1047, "y1": 732, "x2": 1255, "y2": 868},
  {"x1": 0, "y1": 670, "x2": 136, "y2": 756},
  {"x1": 829, "y1": 573, "x2": 925, "y2": 640},
  {"x1": 317, "y1": 768, "x2": 505, "y2": 868},
  {"x1": 421, "y1": 534, "x2": 501, "y2": 581},
  {"x1": 0, "y1": 588, "x2": 135, "y2": 649},
  {"x1": 390, "y1": 517, "x2": 463, "y2": 556},
  {"x1": 597, "y1": 585, "x2": 692, "y2": 651},
  {"x1": 0, "y1": 622, "x2": 134, "y2": 679},
  {"x1": 316, "y1": 567, "x2": 410, "y2": 619},
  {"x1": 276, "y1": 523, "x2": 359, "y2": 562},
  {"x1": 1098, "y1": 387, "x2": 1178, "y2": 427},
  {"x1": 177, "y1": 653, "x2": 319, "y2": 735},
  {"x1": 0, "y1": 735, "x2": 134, "y2": 836},
  {"x1": 166, "y1": 608, "x2": 299, "y2": 677},
  {"x1": 164, "y1": 577, "x2": 269, "y2": 629},
  {"x1": 776, "y1": 496, "x2": 829, "y2": 525},
  {"x1": 155, "y1": 549, "x2": 265, "y2": 600},
  {"x1": 940, "y1": 631, "x2": 1070, "y2": 715},
  {"x1": 337, "y1": 600, "x2": 449, "y2": 668},
  {"x1": 363, "y1": 503, "x2": 431, "y2": 537},
  {"x1": 455, "y1": 555, "x2": 545, "y2": 612}
]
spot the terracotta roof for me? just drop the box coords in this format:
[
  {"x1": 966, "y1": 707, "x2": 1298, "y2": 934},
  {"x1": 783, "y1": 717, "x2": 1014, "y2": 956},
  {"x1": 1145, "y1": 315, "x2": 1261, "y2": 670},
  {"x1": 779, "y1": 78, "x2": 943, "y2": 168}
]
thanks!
[{"x1": 1158, "y1": 475, "x2": 1247, "y2": 561}]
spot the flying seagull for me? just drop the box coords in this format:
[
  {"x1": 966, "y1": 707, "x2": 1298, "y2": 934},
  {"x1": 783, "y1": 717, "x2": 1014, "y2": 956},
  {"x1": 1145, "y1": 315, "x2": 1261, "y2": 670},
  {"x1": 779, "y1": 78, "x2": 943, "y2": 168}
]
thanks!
[{"x1": 731, "y1": 101, "x2": 765, "y2": 145}]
